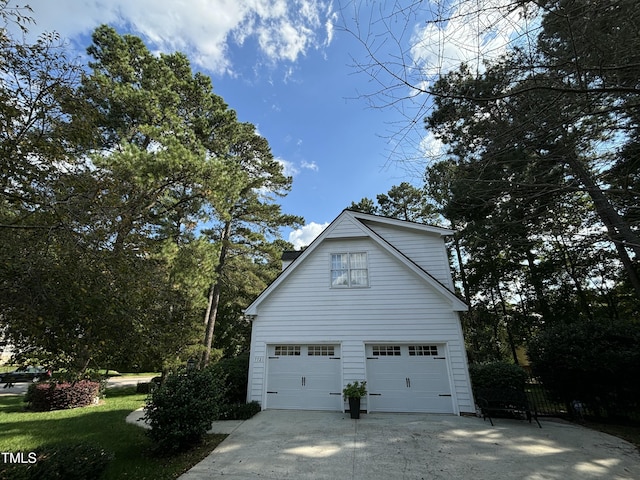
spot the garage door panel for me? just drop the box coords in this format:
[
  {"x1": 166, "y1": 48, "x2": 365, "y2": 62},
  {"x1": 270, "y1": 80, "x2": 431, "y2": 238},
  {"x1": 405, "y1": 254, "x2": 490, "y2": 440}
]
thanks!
[
  {"x1": 409, "y1": 393, "x2": 453, "y2": 413},
  {"x1": 368, "y1": 373, "x2": 409, "y2": 395},
  {"x1": 366, "y1": 344, "x2": 454, "y2": 414},
  {"x1": 268, "y1": 358, "x2": 300, "y2": 375},
  {"x1": 407, "y1": 358, "x2": 451, "y2": 393},
  {"x1": 306, "y1": 369, "x2": 340, "y2": 392},
  {"x1": 369, "y1": 393, "x2": 408, "y2": 412},
  {"x1": 409, "y1": 374, "x2": 450, "y2": 393},
  {"x1": 268, "y1": 373, "x2": 302, "y2": 391},
  {"x1": 266, "y1": 345, "x2": 341, "y2": 411},
  {"x1": 266, "y1": 391, "x2": 305, "y2": 409}
]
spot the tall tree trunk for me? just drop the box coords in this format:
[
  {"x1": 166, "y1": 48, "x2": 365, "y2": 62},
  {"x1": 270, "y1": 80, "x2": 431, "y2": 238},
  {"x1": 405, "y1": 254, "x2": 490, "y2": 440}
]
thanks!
[
  {"x1": 451, "y1": 228, "x2": 481, "y2": 360},
  {"x1": 564, "y1": 153, "x2": 640, "y2": 297},
  {"x1": 201, "y1": 219, "x2": 232, "y2": 367},
  {"x1": 452, "y1": 228, "x2": 471, "y2": 305},
  {"x1": 555, "y1": 235, "x2": 594, "y2": 320}
]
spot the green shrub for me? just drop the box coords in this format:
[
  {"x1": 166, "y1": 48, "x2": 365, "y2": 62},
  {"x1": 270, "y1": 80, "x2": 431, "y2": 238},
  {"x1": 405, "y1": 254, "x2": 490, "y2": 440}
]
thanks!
[
  {"x1": 143, "y1": 368, "x2": 226, "y2": 453},
  {"x1": 342, "y1": 381, "x2": 367, "y2": 399},
  {"x1": 25, "y1": 380, "x2": 101, "y2": 411},
  {"x1": 528, "y1": 318, "x2": 640, "y2": 415},
  {"x1": 0, "y1": 443, "x2": 113, "y2": 480},
  {"x1": 54, "y1": 370, "x2": 108, "y2": 395},
  {"x1": 210, "y1": 352, "x2": 249, "y2": 404},
  {"x1": 136, "y1": 381, "x2": 157, "y2": 394},
  {"x1": 218, "y1": 401, "x2": 261, "y2": 420},
  {"x1": 469, "y1": 361, "x2": 528, "y2": 392}
]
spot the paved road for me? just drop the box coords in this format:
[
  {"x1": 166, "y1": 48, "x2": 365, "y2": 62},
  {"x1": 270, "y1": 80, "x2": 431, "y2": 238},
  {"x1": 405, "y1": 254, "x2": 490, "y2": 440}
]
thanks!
[{"x1": 0, "y1": 375, "x2": 155, "y2": 396}]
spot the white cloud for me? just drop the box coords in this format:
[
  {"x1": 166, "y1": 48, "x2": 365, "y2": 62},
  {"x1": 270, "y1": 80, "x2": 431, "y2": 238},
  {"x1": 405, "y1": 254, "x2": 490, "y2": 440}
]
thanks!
[
  {"x1": 325, "y1": 6, "x2": 338, "y2": 46},
  {"x1": 275, "y1": 157, "x2": 299, "y2": 177},
  {"x1": 23, "y1": 0, "x2": 336, "y2": 75},
  {"x1": 301, "y1": 160, "x2": 319, "y2": 171},
  {"x1": 419, "y1": 131, "x2": 445, "y2": 160},
  {"x1": 288, "y1": 221, "x2": 329, "y2": 249},
  {"x1": 410, "y1": 0, "x2": 532, "y2": 78},
  {"x1": 275, "y1": 158, "x2": 318, "y2": 176}
]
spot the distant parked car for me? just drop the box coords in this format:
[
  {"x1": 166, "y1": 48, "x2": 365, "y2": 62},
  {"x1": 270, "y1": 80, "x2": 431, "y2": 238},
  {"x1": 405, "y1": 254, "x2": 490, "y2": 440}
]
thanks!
[{"x1": 0, "y1": 366, "x2": 51, "y2": 383}]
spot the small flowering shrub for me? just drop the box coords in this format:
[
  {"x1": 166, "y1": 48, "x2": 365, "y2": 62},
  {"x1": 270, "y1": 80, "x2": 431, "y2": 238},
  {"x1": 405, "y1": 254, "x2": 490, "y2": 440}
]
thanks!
[{"x1": 26, "y1": 380, "x2": 101, "y2": 411}]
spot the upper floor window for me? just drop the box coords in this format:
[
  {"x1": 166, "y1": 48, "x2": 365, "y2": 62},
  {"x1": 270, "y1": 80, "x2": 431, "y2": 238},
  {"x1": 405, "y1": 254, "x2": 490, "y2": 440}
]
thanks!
[{"x1": 331, "y1": 252, "x2": 369, "y2": 287}]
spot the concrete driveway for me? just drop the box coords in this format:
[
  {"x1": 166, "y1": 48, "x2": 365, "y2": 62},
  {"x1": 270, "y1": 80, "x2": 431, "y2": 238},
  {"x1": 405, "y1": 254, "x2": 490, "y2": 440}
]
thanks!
[{"x1": 179, "y1": 410, "x2": 640, "y2": 480}]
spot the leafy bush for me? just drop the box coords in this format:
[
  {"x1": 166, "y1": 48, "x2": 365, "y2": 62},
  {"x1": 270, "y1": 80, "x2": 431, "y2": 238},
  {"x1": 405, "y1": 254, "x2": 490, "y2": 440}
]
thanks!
[
  {"x1": 144, "y1": 368, "x2": 226, "y2": 453},
  {"x1": 342, "y1": 381, "x2": 367, "y2": 399},
  {"x1": 528, "y1": 318, "x2": 640, "y2": 416},
  {"x1": 54, "y1": 370, "x2": 109, "y2": 395},
  {"x1": 218, "y1": 401, "x2": 261, "y2": 420},
  {"x1": 136, "y1": 381, "x2": 157, "y2": 394},
  {"x1": 25, "y1": 380, "x2": 101, "y2": 411},
  {"x1": 469, "y1": 361, "x2": 528, "y2": 392},
  {"x1": 0, "y1": 443, "x2": 113, "y2": 480},
  {"x1": 210, "y1": 352, "x2": 249, "y2": 404}
]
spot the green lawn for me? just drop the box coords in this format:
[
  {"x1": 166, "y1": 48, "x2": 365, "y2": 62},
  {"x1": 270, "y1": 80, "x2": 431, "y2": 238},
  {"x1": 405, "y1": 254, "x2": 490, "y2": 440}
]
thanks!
[{"x1": 0, "y1": 387, "x2": 226, "y2": 479}]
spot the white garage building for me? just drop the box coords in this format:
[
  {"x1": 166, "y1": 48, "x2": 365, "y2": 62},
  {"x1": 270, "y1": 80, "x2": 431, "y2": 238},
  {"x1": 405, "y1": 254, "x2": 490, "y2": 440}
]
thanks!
[{"x1": 245, "y1": 210, "x2": 474, "y2": 415}]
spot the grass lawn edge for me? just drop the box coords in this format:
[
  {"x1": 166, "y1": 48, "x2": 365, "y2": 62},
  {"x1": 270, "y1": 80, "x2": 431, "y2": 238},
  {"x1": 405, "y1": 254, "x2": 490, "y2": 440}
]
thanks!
[{"x1": 0, "y1": 386, "x2": 227, "y2": 480}]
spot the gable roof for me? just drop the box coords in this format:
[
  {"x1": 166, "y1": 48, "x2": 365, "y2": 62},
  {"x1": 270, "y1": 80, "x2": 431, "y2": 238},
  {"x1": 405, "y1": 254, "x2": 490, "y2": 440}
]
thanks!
[
  {"x1": 244, "y1": 210, "x2": 468, "y2": 315},
  {"x1": 281, "y1": 250, "x2": 304, "y2": 262}
]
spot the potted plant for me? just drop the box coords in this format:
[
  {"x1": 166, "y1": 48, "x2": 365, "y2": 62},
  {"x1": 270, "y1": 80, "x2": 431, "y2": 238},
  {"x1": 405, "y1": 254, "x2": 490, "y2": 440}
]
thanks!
[{"x1": 343, "y1": 381, "x2": 367, "y2": 419}]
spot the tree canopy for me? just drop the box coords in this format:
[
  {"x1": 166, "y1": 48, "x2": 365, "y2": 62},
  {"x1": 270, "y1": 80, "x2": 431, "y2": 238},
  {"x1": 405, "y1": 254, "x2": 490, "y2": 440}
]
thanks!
[
  {"x1": 345, "y1": 1, "x2": 640, "y2": 369},
  {"x1": 0, "y1": 16, "x2": 298, "y2": 375},
  {"x1": 349, "y1": 182, "x2": 439, "y2": 223}
]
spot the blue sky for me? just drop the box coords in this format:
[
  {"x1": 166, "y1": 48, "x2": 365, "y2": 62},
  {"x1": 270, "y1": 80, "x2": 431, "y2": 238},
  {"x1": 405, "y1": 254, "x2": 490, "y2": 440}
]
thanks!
[{"x1": 20, "y1": 0, "x2": 527, "y2": 248}]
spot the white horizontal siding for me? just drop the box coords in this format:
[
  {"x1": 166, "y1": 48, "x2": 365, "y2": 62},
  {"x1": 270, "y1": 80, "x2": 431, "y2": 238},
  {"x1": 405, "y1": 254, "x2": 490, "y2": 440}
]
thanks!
[
  {"x1": 363, "y1": 221, "x2": 454, "y2": 288},
  {"x1": 324, "y1": 215, "x2": 367, "y2": 238},
  {"x1": 342, "y1": 341, "x2": 367, "y2": 411},
  {"x1": 248, "y1": 237, "x2": 474, "y2": 413},
  {"x1": 247, "y1": 342, "x2": 266, "y2": 404}
]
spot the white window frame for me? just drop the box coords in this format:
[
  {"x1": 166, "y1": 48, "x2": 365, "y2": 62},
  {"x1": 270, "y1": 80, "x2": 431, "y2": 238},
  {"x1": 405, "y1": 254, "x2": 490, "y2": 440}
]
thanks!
[
  {"x1": 408, "y1": 345, "x2": 439, "y2": 356},
  {"x1": 274, "y1": 345, "x2": 301, "y2": 356},
  {"x1": 372, "y1": 345, "x2": 402, "y2": 356},
  {"x1": 307, "y1": 345, "x2": 335, "y2": 356},
  {"x1": 330, "y1": 252, "x2": 369, "y2": 288}
]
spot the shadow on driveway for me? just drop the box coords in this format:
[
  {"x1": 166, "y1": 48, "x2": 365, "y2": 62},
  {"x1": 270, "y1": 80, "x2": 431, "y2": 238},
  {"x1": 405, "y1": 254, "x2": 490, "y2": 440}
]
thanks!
[{"x1": 179, "y1": 410, "x2": 640, "y2": 480}]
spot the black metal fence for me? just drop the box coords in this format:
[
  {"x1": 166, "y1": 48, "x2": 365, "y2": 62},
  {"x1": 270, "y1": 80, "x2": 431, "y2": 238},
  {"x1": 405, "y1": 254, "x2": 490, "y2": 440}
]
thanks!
[
  {"x1": 525, "y1": 379, "x2": 568, "y2": 417},
  {"x1": 525, "y1": 377, "x2": 640, "y2": 423}
]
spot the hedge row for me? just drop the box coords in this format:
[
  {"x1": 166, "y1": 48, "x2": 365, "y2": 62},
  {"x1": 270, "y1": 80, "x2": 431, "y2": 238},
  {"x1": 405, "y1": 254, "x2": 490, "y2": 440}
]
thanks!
[
  {"x1": 218, "y1": 401, "x2": 261, "y2": 420},
  {"x1": 469, "y1": 361, "x2": 528, "y2": 392},
  {"x1": 26, "y1": 380, "x2": 101, "y2": 411}
]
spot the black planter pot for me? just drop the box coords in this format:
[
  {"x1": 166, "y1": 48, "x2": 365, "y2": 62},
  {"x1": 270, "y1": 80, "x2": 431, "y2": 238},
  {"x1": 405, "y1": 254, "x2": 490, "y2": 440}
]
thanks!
[{"x1": 348, "y1": 397, "x2": 361, "y2": 419}]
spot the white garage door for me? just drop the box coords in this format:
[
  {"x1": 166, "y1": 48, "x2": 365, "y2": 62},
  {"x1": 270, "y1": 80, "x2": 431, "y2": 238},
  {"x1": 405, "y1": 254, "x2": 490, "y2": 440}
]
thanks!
[
  {"x1": 366, "y1": 344, "x2": 453, "y2": 413},
  {"x1": 266, "y1": 344, "x2": 342, "y2": 410}
]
